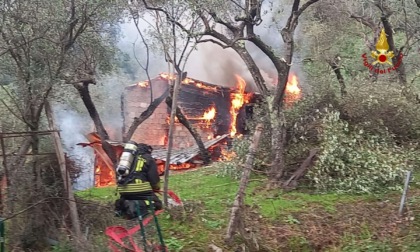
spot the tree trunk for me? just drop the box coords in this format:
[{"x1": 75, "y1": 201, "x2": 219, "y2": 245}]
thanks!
[
  {"x1": 269, "y1": 21, "x2": 296, "y2": 183},
  {"x1": 225, "y1": 123, "x2": 264, "y2": 243},
  {"x1": 45, "y1": 100, "x2": 82, "y2": 239},
  {"x1": 381, "y1": 18, "x2": 407, "y2": 86},
  {"x1": 0, "y1": 133, "x2": 8, "y2": 216},
  {"x1": 123, "y1": 87, "x2": 170, "y2": 142},
  {"x1": 268, "y1": 112, "x2": 287, "y2": 183},
  {"x1": 234, "y1": 45, "x2": 268, "y2": 95},
  {"x1": 73, "y1": 83, "x2": 117, "y2": 165}
]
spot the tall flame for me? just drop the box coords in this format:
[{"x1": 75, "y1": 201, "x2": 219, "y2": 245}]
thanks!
[{"x1": 229, "y1": 75, "x2": 250, "y2": 137}]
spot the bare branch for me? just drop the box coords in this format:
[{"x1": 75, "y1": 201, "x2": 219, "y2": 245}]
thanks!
[
  {"x1": 197, "y1": 38, "x2": 230, "y2": 48},
  {"x1": 141, "y1": 0, "x2": 195, "y2": 36},
  {"x1": 0, "y1": 85, "x2": 25, "y2": 119},
  {"x1": 349, "y1": 14, "x2": 379, "y2": 32},
  {"x1": 0, "y1": 98, "x2": 28, "y2": 125},
  {"x1": 131, "y1": 9, "x2": 154, "y2": 103}
]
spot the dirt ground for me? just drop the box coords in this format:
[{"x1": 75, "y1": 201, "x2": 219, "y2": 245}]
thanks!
[{"x1": 243, "y1": 192, "x2": 419, "y2": 251}]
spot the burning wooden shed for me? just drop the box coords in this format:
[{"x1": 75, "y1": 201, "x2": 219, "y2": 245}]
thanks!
[
  {"x1": 83, "y1": 73, "x2": 259, "y2": 187},
  {"x1": 122, "y1": 73, "x2": 258, "y2": 149},
  {"x1": 82, "y1": 72, "x2": 302, "y2": 187}
]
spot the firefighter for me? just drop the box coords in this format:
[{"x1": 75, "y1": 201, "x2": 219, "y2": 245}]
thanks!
[{"x1": 114, "y1": 142, "x2": 163, "y2": 219}]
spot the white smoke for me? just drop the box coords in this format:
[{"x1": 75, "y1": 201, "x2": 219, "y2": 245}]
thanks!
[
  {"x1": 182, "y1": 1, "x2": 305, "y2": 92},
  {"x1": 53, "y1": 103, "x2": 95, "y2": 191},
  {"x1": 117, "y1": 1, "x2": 307, "y2": 92}
]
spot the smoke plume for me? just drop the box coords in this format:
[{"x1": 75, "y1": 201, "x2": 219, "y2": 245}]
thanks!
[{"x1": 53, "y1": 103, "x2": 94, "y2": 191}]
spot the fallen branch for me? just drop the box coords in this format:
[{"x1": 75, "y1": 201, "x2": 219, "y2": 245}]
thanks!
[
  {"x1": 225, "y1": 123, "x2": 264, "y2": 243},
  {"x1": 283, "y1": 148, "x2": 318, "y2": 188}
]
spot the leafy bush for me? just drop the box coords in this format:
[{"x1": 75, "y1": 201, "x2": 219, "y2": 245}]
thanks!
[
  {"x1": 341, "y1": 83, "x2": 420, "y2": 142},
  {"x1": 307, "y1": 110, "x2": 419, "y2": 194},
  {"x1": 215, "y1": 137, "x2": 249, "y2": 180}
]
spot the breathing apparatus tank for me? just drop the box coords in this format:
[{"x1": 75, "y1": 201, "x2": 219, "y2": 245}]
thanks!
[{"x1": 116, "y1": 141, "x2": 138, "y2": 182}]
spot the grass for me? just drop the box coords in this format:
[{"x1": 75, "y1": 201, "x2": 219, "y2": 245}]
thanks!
[
  {"x1": 76, "y1": 167, "x2": 262, "y2": 250},
  {"x1": 76, "y1": 167, "x2": 420, "y2": 251},
  {"x1": 247, "y1": 187, "x2": 382, "y2": 220}
]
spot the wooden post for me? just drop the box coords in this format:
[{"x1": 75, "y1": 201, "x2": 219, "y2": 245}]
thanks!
[
  {"x1": 225, "y1": 123, "x2": 264, "y2": 243},
  {"x1": 44, "y1": 100, "x2": 82, "y2": 239},
  {"x1": 0, "y1": 134, "x2": 6, "y2": 215},
  {"x1": 163, "y1": 72, "x2": 183, "y2": 207},
  {"x1": 399, "y1": 170, "x2": 412, "y2": 216},
  {"x1": 120, "y1": 92, "x2": 126, "y2": 142}
]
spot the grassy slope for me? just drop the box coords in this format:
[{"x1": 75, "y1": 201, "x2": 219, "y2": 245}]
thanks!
[{"x1": 77, "y1": 167, "x2": 420, "y2": 252}]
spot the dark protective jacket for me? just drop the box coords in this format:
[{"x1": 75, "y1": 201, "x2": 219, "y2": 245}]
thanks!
[{"x1": 116, "y1": 143, "x2": 161, "y2": 200}]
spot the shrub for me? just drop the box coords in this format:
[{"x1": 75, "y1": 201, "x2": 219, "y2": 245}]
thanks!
[
  {"x1": 215, "y1": 135, "x2": 270, "y2": 179},
  {"x1": 215, "y1": 137, "x2": 249, "y2": 180},
  {"x1": 340, "y1": 83, "x2": 420, "y2": 143},
  {"x1": 306, "y1": 110, "x2": 418, "y2": 194}
]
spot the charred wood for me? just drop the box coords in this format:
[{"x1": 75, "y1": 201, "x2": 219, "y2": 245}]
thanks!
[{"x1": 165, "y1": 96, "x2": 211, "y2": 165}]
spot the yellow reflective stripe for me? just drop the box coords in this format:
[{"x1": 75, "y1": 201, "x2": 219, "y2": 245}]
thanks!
[
  {"x1": 117, "y1": 182, "x2": 152, "y2": 193},
  {"x1": 135, "y1": 157, "x2": 145, "y2": 172}
]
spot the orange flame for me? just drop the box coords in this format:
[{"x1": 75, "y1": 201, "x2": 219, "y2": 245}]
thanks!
[
  {"x1": 195, "y1": 82, "x2": 218, "y2": 92},
  {"x1": 159, "y1": 73, "x2": 177, "y2": 80},
  {"x1": 166, "y1": 116, "x2": 180, "y2": 124},
  {"x1": 220, "y1": 148, "x2": 236, "y2": 161},
  {"x1": 229, "y1": 75, "x2": 250, "y2": 137},
  {"x1": 137, "y1": 81, "x2": 149, "y2": 87},
  {"x1": 202, "y1": 106, "x2": 216, "y2": 120},
  {"x1": 285, "y1": 73, "x2": 301, "y2": 104},
  {"x1": 157, "y1": 161, "x2": 197, "y2": 174},
  {"x1": 158, "y1": 73, "x2": 218, "y2": 92}
]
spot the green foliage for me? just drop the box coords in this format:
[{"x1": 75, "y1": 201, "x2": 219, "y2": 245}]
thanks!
[
  {"x1": 215, "y1": 137, "x2": 250, "y2": 179},
  {"x1": 215, "y1": 160, "x2": 243, "y2": 180},
  {"x1": 247, "y1": 190, "x2": 367, "y2": 219},
  {"x1": 164, "y1": 237, "x2": 185, "y2": 251},
  {"x1": 307, "y1": 109, "x2": 418, "y2": 194},
  {"x1": 51, "y1": 243, "x2": 73, "y2": 252},
  {"x1": 83, "y1": 168, "x2": 262, "y2": 250},
  {"x1": 76, "y1": 186, "x2": 118, "y2": 202},
  {"x1": 287, "y1": 236, "x2": 312, "y2": 252},
  {"x1": 340, "y1": 239, "x2": 394, "y2": 252},
  {"x1": 215, "y1": 134, "x2": 269, "y2": 180},
  {"x1": 341, "y1": 82, "x2": 420, "y2": 142}
]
